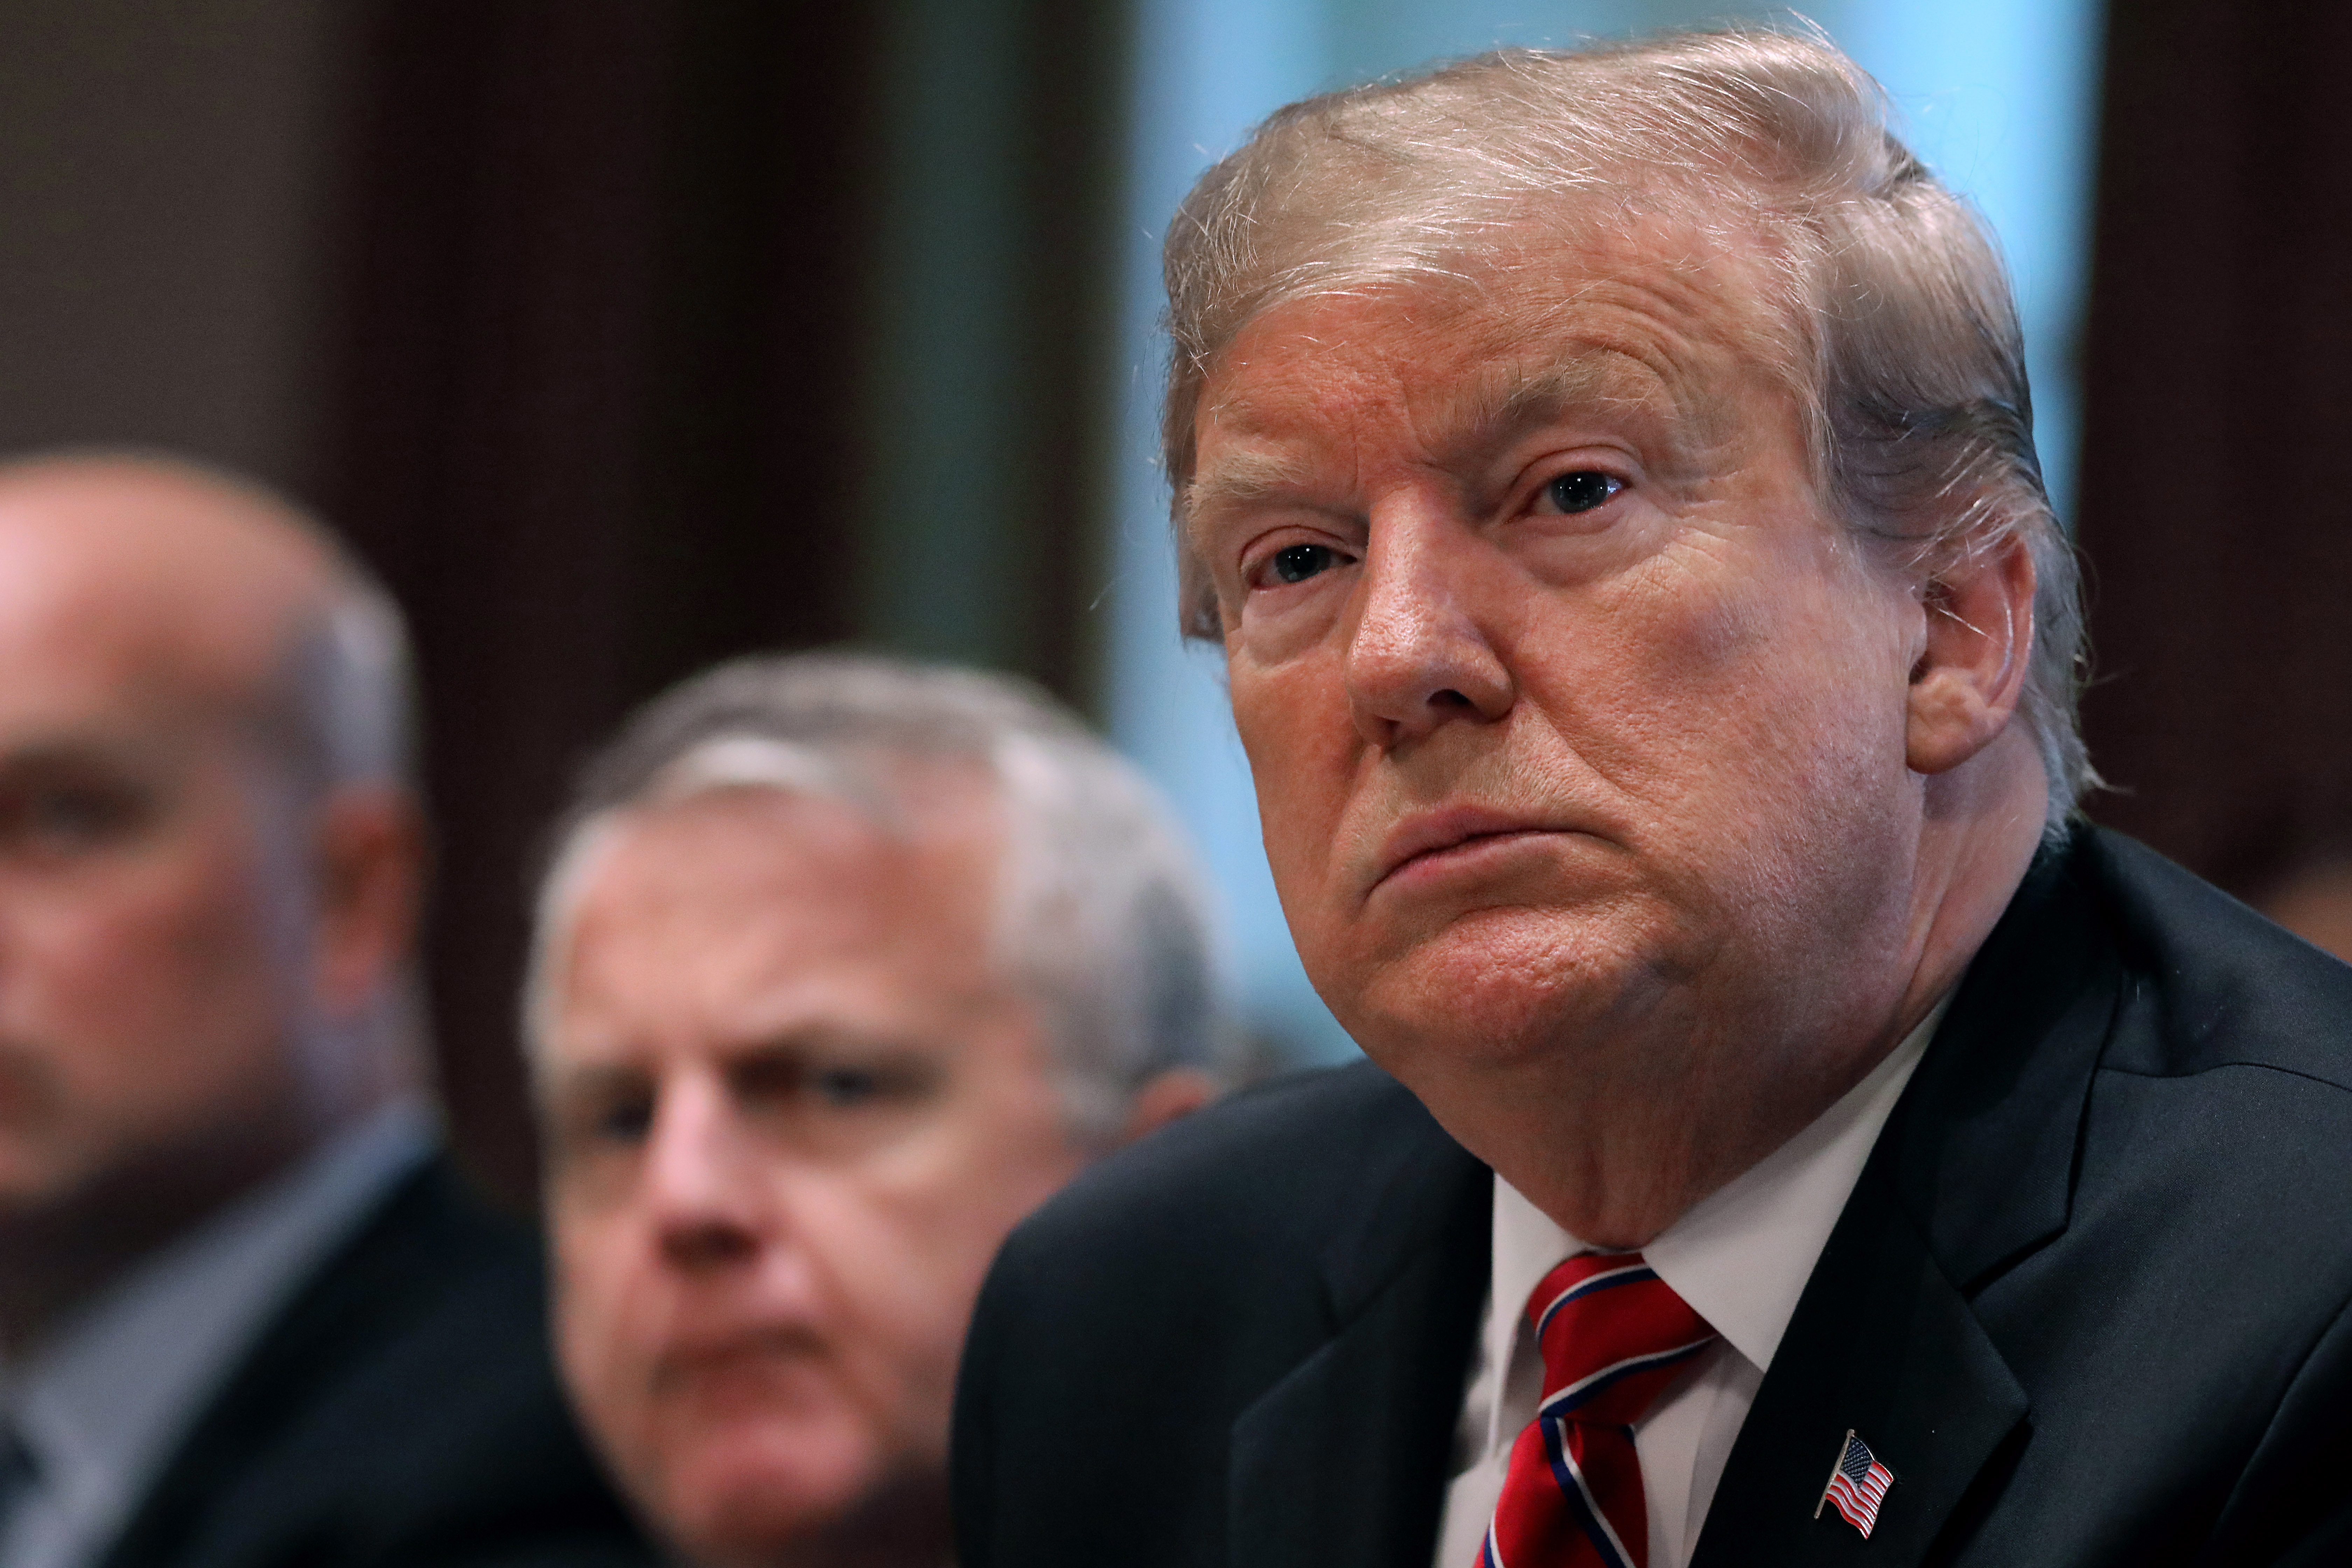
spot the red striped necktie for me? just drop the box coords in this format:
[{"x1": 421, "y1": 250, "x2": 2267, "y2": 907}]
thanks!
[{"x1": 1477, "y1": 1252, "x2": 1717, "y2": 1568}]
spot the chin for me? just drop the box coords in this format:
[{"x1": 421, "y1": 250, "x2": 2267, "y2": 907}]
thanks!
[
  {"x1": 656, "y1": 1422, "x2": 892, "y2": 1565},
  {"x1": 1337, "y1": 903, "x2": 1674, "y2": 1070}
]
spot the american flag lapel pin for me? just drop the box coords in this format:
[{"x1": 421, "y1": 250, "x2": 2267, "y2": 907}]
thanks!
[{"x1": 1814, "y1": 1428, "x2": 1895, "y2": 1538}]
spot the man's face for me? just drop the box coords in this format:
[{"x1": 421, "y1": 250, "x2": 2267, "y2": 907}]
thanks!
[
  {"x1": 542, "y1": 784, "x2": 1088, "y2": 1565},
  {"x1": 1186, "y1": 218, "x2": 1925, "y2": 1136},
  {"x1": 0, "y1": 569, "x2": 307, "y2": 1241}
]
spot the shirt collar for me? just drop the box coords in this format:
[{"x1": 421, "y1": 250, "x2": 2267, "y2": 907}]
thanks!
[
  {"x1": 1482, "y1": 999, "x2": 1945, "y2": 1449},
  {"x1": 1643, "y1": 998, "x2": 1942, "y2": 1371},
  {"x1": 0, "y1": 1100, "x2": 434, "y2": 1545}
]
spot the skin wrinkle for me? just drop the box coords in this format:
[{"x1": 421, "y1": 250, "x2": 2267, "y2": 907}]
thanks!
[
  {"x1": 1195, "y1": 203, "x2": 2042, "y2": 1245},
  {"x1": 1187, "y1": 225, "x2": 1779, "y2": 588}
]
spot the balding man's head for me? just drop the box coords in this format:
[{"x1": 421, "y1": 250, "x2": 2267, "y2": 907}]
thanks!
[
  {"x1": 0, "y1": 452, "x2": 425, "y2": 1348},
  {"x1": 0, "y1": 453, "x2": 413, "y2": 798}
]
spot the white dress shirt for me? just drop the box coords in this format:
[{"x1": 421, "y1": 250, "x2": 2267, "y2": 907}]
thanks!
[
  {"x1": 1430, "y1": 1002, "x2": 1946, "y2": 1568},
  {"x1": 0, "y1": 1100, "x2": 434, "y2": 1568}
]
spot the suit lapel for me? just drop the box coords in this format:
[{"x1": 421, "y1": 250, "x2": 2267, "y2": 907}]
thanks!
[
  {"x1": 1694, "y1": 834, "x2": 2124, "y2": 1567},
  {"x1": 1229, "y1": 1087, "x2": 1490, "y2": 1568},
  {"x1": 1690, "y1": 1175, "x2": 2028, "y2": 1567},
  {"x1": 96, "y1": 1160, "x2": 496, "y2": 1568}
]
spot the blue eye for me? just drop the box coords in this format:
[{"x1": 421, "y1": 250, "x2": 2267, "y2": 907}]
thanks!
[
  {"x1": 1269, "y1": 544, "x2": 1337, "y2": 584},
  {"x1": 1547, "y1": 471, "x2": 1621, "y2": 514}
]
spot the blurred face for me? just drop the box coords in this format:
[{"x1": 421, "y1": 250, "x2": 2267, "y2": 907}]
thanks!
[
  {"x1": 1186, "y1": 218, "x2": 1925, "y2": 1137},
  {"x1": 542, "y1": 785, "x2": 1088, "y2": 1566},
  {"x1": 0, "y1": 579, "x2": 307, "y2": 1244}
]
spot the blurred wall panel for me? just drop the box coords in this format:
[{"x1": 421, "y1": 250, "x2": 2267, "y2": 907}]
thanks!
[
  {"x1": 2075, "y1": 2, "x2": 2352, "y2": 897},
  {"x1": 316, "y1": 1, "x2": 876, "y2": 1203},
  {"x1": 0, "y1": 0, "x2": 1142, "y2": 1203},
  {"x1": 0, "y1": 0, "x2": 351, "y2": 482},
  {"x1": 317, "y1": 0, "x2": 1132, "y2": 1204},
  {"x1": 857, "y1": 0, "x2": 1133, "y2": 706}
]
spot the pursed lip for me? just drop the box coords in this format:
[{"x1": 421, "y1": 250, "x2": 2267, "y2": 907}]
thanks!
[
  {"x1": 1367, "y1": 805, "x2": 1579, "y2": 896},
  {"x1": 651, "y1": 1321, "x2": 826, "y2": 1382}
]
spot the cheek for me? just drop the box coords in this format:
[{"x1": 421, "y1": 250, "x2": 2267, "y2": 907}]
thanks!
[
  {"x1": 553, "y1": 1202, "x2": 897, "y2": 1548},
  {"x1": 1561, "y1": 554, "x2": 1920, "y2": 975},
  {"x1": 551, "y1": 1210, "x2": 645, "y2": 1402},
  {"x1": 549, "y1": 1207, "x2": 680, "y2": 1494},
  {"x1": 1231, "y1": 648, "x2": 1357, "y2": 883},
  {"x1": 1580, "y1": 534, "x2": 1910, "y2": 805},
  {"x1": 6, "y1": 847, "x2": 284, "y2": 1101},
  {"x1": 826, "y1": 1125, "x2": 1079, "y2": 1356}
]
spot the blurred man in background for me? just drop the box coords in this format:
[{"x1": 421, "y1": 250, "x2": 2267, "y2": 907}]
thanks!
[
  {"x1": 0, "y1": 453, "x2": 648, "y2": 1568},
  {"x1": 527, "y1": 654, "x2": 1226, "y2": 1567}
]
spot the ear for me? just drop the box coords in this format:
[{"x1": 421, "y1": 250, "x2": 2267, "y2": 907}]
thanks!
[
  {"x1": 1117, "y1": 1068, "x2": 1219, "y2": 1146},
  {"x1": 310, "y1": 784, "x2": 426, "y2": 1019},
  {"x1": 1906, "y1": 529, "x2": 2037, "y2": 777}
]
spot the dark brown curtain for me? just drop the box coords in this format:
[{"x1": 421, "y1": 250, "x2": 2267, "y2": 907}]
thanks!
[
  {"x1": 308, "y1": 0, "x2": 1128, "y2": 1206},
  {"x1": 2076, "y1": 3, "x2": 2352, "y2": 894},
  {"x1": 314, "y1": 2, "x2": 872, "y2": 1206}
]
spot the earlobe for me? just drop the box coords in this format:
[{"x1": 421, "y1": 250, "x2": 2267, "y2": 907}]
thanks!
[
  {"x1": 1118, "y1": 1069, "x2": 1219, "y2": 1146},
  {"x1": 1904, "y1": 534, "x2": 2036, "y2": 777}
]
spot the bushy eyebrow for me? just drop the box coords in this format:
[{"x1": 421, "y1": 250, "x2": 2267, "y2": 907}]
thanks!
[
  {"x1": 1178, "y1": 449, "x2": 1314, "y2": 533},
  {"x1": 1182, "y1": 345, "x2": 1695, "y2": 545},
  {"x1": 540, "y1": 1058, "x2": 647, "y2": 1102},
  {"x1": 0, "y1": 733, "x2": 170, "y2": 782}
]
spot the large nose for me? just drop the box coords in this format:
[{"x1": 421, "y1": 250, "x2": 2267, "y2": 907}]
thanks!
[
  {"x1": 1343, "y1": 491, "x2": 1514, "y2": 749},
  {"x1": 643, "y1": 1072, "x2": 767, "y2": 1273}
]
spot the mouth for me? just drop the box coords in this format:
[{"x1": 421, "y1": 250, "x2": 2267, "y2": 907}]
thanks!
[
  {"x1": 652, "y1": 1325, "x2": 827, "y2": 1390},
  {"x1": 1370, "y1": 807, "x2": 1577, "y2": 896}
]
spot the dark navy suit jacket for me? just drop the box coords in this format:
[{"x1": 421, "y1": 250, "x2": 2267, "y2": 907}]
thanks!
[
  {"x1": 96, "y1": 1156, "x2": 653, "y2": 1568},
  {"x1": 953, "y1": 829, "x2": 2352, "y2": 1566}
]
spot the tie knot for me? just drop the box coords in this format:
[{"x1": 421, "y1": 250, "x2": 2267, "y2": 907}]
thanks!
[{"x1": 1521, "y1": 1252, "x2": 1716, "y2": 1428}]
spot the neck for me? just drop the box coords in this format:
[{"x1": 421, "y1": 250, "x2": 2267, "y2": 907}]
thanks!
[
  {"x1": 1456, "y1": 733, "x2": 2050, "y2": 1249},
  {"x1": 729, "y1": 1469, "x2": 954, "y2": 1568},
  {"x1": 0, "y1": 1112, "x2": 332, "y2": 1357}
]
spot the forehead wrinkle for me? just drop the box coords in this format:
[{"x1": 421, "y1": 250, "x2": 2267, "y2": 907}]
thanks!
[
  {"x1": 1377, "y1": 341, "x2": 1702, "y2": 496},
  {"x1": 1510, "y1": 297, "x2": 1762, "y2": 476},
  {"x1": 1188, "y1": 234, "x2": 1768, "y2": 517},
  {"x1": 1415, "y1": 350, "x2": 1662, "y2": 470}
]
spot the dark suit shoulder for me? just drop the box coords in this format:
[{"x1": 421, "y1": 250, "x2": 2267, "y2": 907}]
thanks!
[
  {"x1": 957, "y1": 1060, "x2": 1487, "y2": 1568},
  {"x1": 980, "y1": 1060, "x2": 1454, "y2": 1395},
  {"x1": 1720, "y1": 828, "x2": 2352, "y2": 1568},
  {"x1": 105, "y1": 1154, "x2": 652, "y2": 1568},
  {"x1": 2087, "y1": 827, "x2": 2352, "y2": 1089},
  {"x1": 1008, "y1": 1058, "x2": 1446, "y2": 1266}
]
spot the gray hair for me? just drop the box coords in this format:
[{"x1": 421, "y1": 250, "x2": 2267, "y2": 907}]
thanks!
[
  {"x1": 1162, "y1": 26, "x2": 2093, "y2": 830},
  {"x1": 524, "y1": 652, "x2": 1231, "y2": 1140},
  {"x1": 271, "y1": 571, "x2": 418, "y2": 798}
]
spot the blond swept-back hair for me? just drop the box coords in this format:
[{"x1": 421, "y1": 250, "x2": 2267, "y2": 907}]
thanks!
[{"x1": 1161, "y1": 27, "x2": 2093, "y2": 829}]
